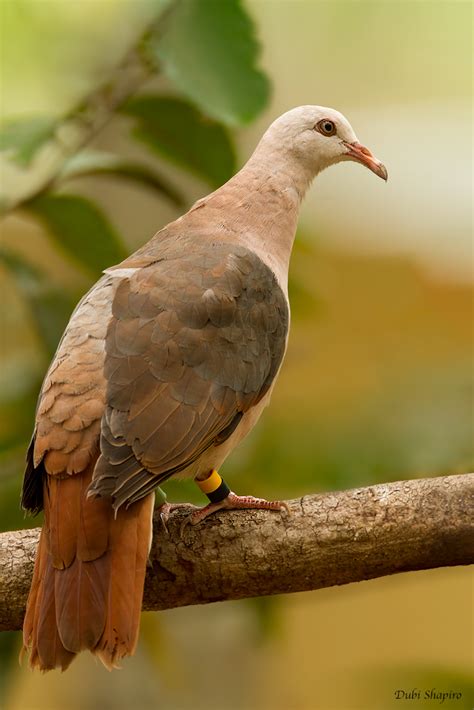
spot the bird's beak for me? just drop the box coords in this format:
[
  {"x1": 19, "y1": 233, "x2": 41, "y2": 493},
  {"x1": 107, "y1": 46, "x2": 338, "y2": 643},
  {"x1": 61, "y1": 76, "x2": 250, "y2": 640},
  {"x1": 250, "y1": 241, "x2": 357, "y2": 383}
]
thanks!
[{"x1": 344, "y1": 141, "x2": 388, "y2": 181}]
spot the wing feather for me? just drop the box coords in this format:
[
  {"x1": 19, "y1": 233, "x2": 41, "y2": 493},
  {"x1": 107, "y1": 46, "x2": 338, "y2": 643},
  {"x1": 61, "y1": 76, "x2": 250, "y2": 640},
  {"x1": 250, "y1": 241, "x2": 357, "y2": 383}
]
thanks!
[{"x1": 88, "y1": 243, "x2": 289, "y2": 509}]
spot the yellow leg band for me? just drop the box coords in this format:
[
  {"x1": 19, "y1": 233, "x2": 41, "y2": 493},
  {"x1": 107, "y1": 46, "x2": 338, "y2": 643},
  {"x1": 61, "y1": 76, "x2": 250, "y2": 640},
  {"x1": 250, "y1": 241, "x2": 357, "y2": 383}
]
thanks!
[{"x1": 197, "y1": 470, "x2": 222, "y2": 495}]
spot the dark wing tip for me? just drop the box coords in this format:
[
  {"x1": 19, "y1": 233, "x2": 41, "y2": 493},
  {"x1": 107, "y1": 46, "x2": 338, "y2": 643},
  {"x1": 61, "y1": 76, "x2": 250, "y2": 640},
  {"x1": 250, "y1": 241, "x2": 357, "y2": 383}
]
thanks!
[{"x1": 21, "y1": 437, "x2": 44, "y2": 515}]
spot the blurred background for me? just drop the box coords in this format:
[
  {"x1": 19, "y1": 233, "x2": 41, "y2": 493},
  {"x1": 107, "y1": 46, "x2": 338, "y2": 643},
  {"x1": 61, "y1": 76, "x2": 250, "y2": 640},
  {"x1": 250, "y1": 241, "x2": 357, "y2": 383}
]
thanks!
[{"x1": 0, "y1": 1, "x2": 472, "y2": 709}]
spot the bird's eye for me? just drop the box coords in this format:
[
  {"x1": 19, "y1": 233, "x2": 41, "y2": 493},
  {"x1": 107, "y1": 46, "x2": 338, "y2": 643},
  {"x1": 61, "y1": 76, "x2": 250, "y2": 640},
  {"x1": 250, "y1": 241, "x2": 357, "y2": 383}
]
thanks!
[{"x1": 316, "y1": 119, "x2": 337, "y2": 137}]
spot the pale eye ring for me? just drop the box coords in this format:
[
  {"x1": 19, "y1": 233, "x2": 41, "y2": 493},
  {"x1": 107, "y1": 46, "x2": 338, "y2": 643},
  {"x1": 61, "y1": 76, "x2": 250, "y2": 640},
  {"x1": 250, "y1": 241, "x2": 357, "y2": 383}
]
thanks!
[{"x1": 316, "y1": 119, "x2": 337, "y2": 137}]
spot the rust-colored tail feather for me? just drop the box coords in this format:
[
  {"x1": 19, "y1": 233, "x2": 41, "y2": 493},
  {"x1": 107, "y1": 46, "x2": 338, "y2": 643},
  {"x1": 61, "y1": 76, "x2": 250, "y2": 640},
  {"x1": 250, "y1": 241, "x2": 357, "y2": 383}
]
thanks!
[
  {"x1": 95, "y1": 497, "x2": 153, "y2": 670},
  {"x1": 23, "y1": 527, "x2": 75, "y2": 671},
  {"x1": 23, "y1": 462, "x2": 154, "y2": 671}
]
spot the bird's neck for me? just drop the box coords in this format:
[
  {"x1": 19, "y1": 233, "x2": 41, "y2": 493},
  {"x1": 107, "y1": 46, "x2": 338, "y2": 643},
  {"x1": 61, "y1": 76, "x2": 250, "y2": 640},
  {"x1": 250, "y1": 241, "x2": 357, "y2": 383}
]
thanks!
[
  {"x1": 194, "y1": 146, "x2": 316, "y2": 291},
  {"x1": 242, "y1": 139, "x2": 317, "y2": 201},
  {"x1": 132, "y1": 146, "x2": 318, "y2": 293}
]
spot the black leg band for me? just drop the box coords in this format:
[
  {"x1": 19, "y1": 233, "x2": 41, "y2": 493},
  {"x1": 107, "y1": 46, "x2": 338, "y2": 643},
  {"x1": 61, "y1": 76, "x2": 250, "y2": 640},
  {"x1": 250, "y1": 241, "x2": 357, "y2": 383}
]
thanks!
[
  {"x1": 196, "y1": 470, "x2": 231, "y2": 503},
  {"x1": 206, "y1": 478, "x2": 231, "y2": 503}
]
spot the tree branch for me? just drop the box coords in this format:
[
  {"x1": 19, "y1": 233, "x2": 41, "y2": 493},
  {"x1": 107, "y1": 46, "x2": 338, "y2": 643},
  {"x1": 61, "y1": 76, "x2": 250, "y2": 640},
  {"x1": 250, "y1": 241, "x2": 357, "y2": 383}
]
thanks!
[{"x1": 1, "y1": 474, "x2": 472, "y2": 633}]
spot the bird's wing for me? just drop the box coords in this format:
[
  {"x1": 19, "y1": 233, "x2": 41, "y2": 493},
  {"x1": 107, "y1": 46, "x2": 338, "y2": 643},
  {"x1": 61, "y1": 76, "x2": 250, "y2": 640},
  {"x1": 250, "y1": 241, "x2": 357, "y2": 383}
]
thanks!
[
  {"x1": 21, "y1": 276, "x2": 114, "y2": 514},
  {"x1": 88, "y1": 242, "x2": 289, "y2": 511}
]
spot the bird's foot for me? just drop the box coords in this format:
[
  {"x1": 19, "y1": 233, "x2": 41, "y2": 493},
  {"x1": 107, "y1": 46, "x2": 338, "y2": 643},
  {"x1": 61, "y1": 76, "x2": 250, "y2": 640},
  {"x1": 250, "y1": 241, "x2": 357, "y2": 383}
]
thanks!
[
  {"x1": 180, "y1": 491, "x2": 289, "y2": 537},
  {"x1": 157, "y1": 501, "x2": 198, "y2": 534}
]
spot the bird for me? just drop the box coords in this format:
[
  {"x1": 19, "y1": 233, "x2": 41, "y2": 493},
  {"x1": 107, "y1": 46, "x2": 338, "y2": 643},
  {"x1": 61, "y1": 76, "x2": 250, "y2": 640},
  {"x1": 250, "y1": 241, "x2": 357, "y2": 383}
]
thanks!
[{"x1": 20, "y1": 105, "x2": 387, "y2": 671}]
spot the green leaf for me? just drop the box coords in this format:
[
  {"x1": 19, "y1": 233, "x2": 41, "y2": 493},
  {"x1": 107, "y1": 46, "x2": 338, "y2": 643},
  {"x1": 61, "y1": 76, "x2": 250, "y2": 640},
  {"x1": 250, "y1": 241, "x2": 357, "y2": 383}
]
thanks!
[
  {"x1": 0, "y1": 116, "x2": 56, "y2": 166},
  {"x1": 25, "y1": 194, "x2": 126, "y2": 275},
  {"x1": 59, "y1": 150, "x2": 184, "y2": 206},
  {"x1": 124, "y1": 96, "x2": 236, "y2": 187},
  {"x1": 0, "y1": 247, "x2": 75, "y2": 355},
  {"x1": 150, "y1": 0, "x2": 270, "y2": 125}
]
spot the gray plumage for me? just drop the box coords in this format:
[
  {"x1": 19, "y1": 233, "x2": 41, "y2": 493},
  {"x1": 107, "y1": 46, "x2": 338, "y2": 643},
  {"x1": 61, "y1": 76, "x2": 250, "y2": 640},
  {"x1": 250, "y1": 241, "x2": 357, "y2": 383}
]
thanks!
[{"x1": 88, "y1": 242, "x2": 288, "y2": 510}]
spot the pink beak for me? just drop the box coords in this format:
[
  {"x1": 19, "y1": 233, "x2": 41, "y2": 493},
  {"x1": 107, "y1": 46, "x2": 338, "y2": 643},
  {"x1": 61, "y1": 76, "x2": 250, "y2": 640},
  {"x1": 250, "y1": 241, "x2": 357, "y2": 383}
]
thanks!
[{"x1": 344, "y1": 141, "x2": 388, "y2": 181}]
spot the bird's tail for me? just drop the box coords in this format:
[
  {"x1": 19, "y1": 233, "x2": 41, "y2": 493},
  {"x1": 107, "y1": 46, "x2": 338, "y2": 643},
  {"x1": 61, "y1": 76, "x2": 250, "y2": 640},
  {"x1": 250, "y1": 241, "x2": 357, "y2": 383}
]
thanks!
[{"x1": 22, "y1": 462, "x2": 154, "y2": 671}]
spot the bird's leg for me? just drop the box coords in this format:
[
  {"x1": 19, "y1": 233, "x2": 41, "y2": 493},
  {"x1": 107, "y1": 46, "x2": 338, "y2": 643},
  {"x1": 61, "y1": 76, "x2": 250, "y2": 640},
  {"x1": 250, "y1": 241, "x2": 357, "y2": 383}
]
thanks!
[{"x1": 180, "y1": 470, "x2": 289, "y2": 535}]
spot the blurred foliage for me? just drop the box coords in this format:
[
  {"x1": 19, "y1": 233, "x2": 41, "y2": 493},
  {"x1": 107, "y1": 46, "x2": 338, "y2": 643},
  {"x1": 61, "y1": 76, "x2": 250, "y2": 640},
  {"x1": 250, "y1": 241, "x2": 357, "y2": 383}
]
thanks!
[
  {"x1": 57, "y1": 149, "x2": 184, "y2": 206},
  {"x1": 0, "y1": 116, "x2": 57, "y2": 166},
  {"x1": 151, "y1": 0, "x2": 270, "y2": 124},
  {"x1": 0, "y1": 246, "x2": 76, "y2": 355},
  {"x1": 123, "y1": 95, "x2": 236, "y2": 186},
  {"x1": 26, "y1": 195, "x2": 127, "y2": 274}
]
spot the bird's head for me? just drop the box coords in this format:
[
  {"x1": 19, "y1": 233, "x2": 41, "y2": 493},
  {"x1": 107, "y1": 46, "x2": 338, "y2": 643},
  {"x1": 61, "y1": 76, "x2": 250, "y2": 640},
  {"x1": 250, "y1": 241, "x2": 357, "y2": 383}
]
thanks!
[{"x1": 262, "y1": 105, "x2": 388, "y2": 181}]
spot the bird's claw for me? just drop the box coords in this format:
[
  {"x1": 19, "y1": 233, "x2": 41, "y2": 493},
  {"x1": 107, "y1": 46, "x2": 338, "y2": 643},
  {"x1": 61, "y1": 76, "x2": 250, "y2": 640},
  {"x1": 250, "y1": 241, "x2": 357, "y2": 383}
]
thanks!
[
  {"x1": 159, "y1": 509, "x2": 170, "y2": 535},
  {"x1": 156, "y1": 502, "x2": 198, "y2": 535}
]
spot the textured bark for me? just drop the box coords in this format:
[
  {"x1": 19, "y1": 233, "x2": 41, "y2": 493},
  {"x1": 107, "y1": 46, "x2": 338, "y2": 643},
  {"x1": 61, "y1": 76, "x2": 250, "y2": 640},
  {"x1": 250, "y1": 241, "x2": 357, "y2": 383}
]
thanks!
[{"x1": 1, "y1": 473, "x2": 472, "y2": 633}]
